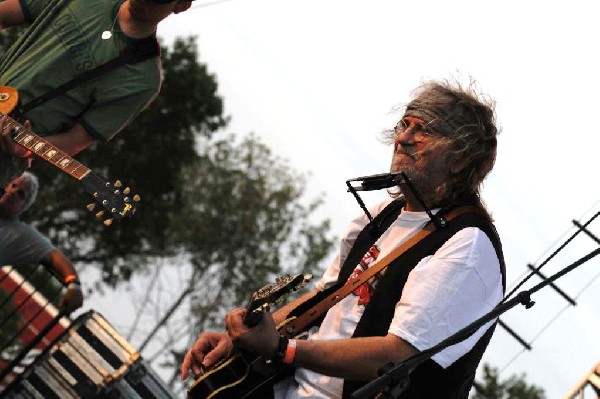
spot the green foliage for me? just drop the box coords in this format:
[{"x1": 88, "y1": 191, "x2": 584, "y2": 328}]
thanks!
[
  {"x1": 22, "y1": 37, "x2": 229, "y2": 284},
  {"x1": 178, "y1": 133, "x2": 333, "y2": 330},
  {"x1": 1, "y1": 27, "x2": 335, "y2": 382},
  {"x1": 472, "y1": 363, "x2": 545, "y2": 399},
  {"x1": 0, "y1": 28, "x2": 333, "y2": 302}
]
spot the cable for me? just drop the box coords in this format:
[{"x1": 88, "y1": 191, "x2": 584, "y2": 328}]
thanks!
[
  {"x1": 573, "y1": 268, "x2": 600, "y2": 300},
  {"x1": 499, "y1": 303, "x2": 570, "y2": 373},
  {"x1": 503, "y1": 198, "x2": 600, "y2": 303},
  {"x1": 498, "y1": 199, "x2": 600, "y2": 376},
  {"x1": 500, "y1": 348, "x2": 526, "y2": 374},
  {"x1": 502, "y1": 209, "x2": 600, "y2": 304}
]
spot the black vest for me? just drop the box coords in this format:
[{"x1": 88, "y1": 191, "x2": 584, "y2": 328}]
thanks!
[{"x1": 286, "y1": 198, "x2": 506, "y2": 399}]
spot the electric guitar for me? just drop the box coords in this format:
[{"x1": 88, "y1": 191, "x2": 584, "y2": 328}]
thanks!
[
  {"x1": 187, "y1": 273, "x2": 313, "y2": 399},
  {"x1": 0, "y1": 86, "x2": 139, "y2": 225}
]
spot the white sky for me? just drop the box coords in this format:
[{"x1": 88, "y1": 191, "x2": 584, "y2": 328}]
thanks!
[{"x1": 89, "y1": 0, "x2": 600, "y2": 397}]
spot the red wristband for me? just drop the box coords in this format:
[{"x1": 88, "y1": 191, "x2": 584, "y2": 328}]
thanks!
[
  {"x1": 64, "y1": 275, "x2": 78, "y2": 284},
  {"x1": 283, "y1": 339, "x2": 297, "y2": 364}
]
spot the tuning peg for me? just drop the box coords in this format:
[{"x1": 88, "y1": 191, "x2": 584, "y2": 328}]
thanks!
[
  {"x1": 114, "y1": 180, "x2": 122, "y2": 188},
  {"x1": 123, "y1": 187, "x2": 131, "y2": 195},
  {"x1": 87, "y1": 203, "x2": 96, "y2": 211},
  {"x1": 95, "y1": 211, "x2": 105, "y2": 218},
  {"x1": 133, "y1": 194, "x2": 141, "y2": 202},
  {"x1": 103, "y1": 218, "x2": 114, "y2": 226}
]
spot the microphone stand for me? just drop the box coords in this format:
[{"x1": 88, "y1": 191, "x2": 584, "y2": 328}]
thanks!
[{"x1": 351, "y1": 246, "x2": 600, "y2": 399}]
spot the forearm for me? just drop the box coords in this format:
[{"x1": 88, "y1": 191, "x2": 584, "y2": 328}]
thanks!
[
  {"x1": 44, "y1": 123, "x2": 95, "y2": 156},
  {"x1": 228, "y1": 301, "x2": 418, "y2": 381},
  {"x1": 292, "y1": 334, "x2": 419, "y2": 381},
  {"x1": 42, "y1": 250, "x2": 78, "y2": 282},
  {"x1": 43, "y1": 250, "x2": 84, "y2": 312}
]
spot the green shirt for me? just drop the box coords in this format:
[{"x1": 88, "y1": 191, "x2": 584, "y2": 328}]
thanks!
[{"x1": 0, "y1": 0, "x2": 161, "y2": 142}]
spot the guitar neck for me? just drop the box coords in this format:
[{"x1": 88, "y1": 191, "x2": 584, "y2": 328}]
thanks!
[{"x1": 2, "y1": 114, "x2": 91, "y2": 180}]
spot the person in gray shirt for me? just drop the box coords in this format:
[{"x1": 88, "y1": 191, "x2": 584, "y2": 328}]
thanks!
[{"x1": 0, "y1": 172, "x2": 83, "y2": 313}]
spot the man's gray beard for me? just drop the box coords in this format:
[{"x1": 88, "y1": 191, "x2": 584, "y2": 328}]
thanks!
[{"x1": 399, "y1": 168, "x2": 442, "y2": 206}]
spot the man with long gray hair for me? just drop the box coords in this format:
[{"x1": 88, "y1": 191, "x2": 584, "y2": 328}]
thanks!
[{"x1": 181, "y1": 79, "x2": 505, "y2": 398}]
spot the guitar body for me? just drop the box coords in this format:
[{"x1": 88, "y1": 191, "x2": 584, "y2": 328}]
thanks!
[
  {"x1": 188, "y1": 349, "x2": 287, "y2": 399},
  {"x1": 187, "y1": 274, "x2": 312, "y2": 399},
  {"x1": 0, "y1": 86, "x2": 19, "y2": 115}
]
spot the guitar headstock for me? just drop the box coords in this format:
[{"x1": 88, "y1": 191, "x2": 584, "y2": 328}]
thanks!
[
  {"x1": 80, "y1": 172, "x2": 140, "y2": 226},
  {"x1": 244, "y1": 273, "x2": 312, "y2": 327}
]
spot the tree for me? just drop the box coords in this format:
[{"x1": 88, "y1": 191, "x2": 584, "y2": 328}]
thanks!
[
  {"x1": 1, "y1": 29, "x2": 335, "y2": 392},
  {"x1": 472, "y1": 363, "x2": 546, "y2": 399},
  {"x1": 121, "y1": 133, "x2": 334, "y2": 391},
  {"x1": 21, "y1": 36, "x2": 229, "y2": 285}
]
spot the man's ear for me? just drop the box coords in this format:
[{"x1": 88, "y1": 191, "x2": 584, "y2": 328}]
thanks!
[{"x1": 174, "y1": 1, "x2": 192, "y2": 14}]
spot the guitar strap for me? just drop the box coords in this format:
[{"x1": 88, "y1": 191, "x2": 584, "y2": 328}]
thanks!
[
  {"x1": 13, "y1": 38, "x2": 160, "y2": 118},
  {"x1": 281, "y1": 204, "x2": 483, "y2": 337}
]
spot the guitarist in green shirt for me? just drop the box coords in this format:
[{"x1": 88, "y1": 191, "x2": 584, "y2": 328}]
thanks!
[{"x1": 0, "y1": 0, "x2": 192, "y2": 191}]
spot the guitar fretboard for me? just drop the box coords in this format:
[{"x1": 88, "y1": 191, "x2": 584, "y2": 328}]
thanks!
[{"x1": 1, "y1": 113, "x2": 90, "y2": 180}]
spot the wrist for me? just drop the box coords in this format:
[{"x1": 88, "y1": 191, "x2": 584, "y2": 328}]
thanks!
[
  {"x1": 283, "y1": 339, "x2": 297, "y2": 364},
  {"x1": 272, "y1": 335, "x2": 288, "y2": 361},
  {"x1": 64, "y1": 274, "x2": 80, "y2": 289},
  {"x1": 272, "y1": 335, "x2": 297, "y2": 364}
]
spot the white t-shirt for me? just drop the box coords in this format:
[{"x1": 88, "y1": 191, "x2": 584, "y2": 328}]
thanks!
[{"x1": 276, "y1": 199, "x2": 503, "y2": 399}]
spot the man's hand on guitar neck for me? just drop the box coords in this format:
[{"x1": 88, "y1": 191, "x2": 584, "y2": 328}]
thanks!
[
  {"x1": 225, "y1": 307, "x2": 280, "y2": 359},
  {"x1": 0, "y1": 116, "x2": 33, "y2": 158},
  {"x1": 1, "y1": 116, "x2": 94, "y2": 158}
]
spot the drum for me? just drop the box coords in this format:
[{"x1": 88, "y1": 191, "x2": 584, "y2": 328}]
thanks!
[
  {"x1": 3, "y1": 310, "x2": 147, "y2": 398},
  {"x1": 102, "y1": 360, "x2": 176, "y2": 399}
]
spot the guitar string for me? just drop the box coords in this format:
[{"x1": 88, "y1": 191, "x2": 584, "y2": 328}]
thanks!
[{"x1": 4, "y1": 114, "x2": 85, "y2": 175}]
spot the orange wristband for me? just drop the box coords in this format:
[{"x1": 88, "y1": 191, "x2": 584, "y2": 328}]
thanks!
[
  {"x1": 64, "y1": 275, "x2": 78, "y2": 284},
  {"x1": 282, "y1": 339, "x2": 297, "y2": 364}
]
